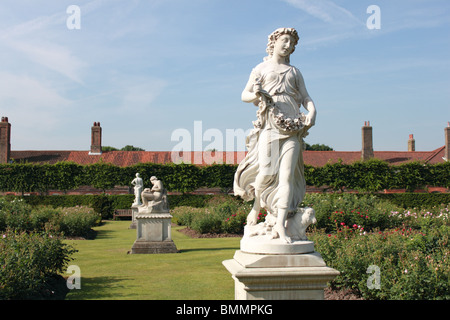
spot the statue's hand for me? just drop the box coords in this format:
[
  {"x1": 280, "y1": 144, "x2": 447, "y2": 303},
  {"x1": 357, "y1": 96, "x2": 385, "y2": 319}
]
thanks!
[
  {"x1": 256, "y1": 90, "x2": 273, "y2": 105},
  {"x1": 304, "y1": 114, "x2": 315, "y2": 127}
]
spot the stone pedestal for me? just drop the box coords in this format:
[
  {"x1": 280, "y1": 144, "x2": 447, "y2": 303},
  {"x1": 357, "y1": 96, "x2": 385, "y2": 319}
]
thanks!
[
  {"x1": 129, "y1": 205, "x2": 139, "y2": 229},
  {"x1": 223, "y1": 229, "x2": 339, "y2": 300},
  {"x1": 130, "y1": 211, "x2": 178, "y2": 254},
  {"x1": 240, "y1": 235, "x2": 315, "y2": 255},
  {"x1": 223, "y1": 250, "x2": 339, "y2": 300}
]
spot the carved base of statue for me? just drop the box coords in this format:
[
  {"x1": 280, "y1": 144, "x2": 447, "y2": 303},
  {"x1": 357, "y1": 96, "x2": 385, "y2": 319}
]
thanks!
[
  {"x1": 240, "y1": 207, "x2": 316, "y2": 254},
  {"x1": 131, "y1": 240, "x2": 178, "y2": 254},
  {"x1": 129, "y1": 204, "x2": 139, "y2": 229},
  {"x1": 222, "y1": 250, "x2": 340, "y2": 300},
  {"x1": 130, "y1": 213, "x2": 178, "y2": 254},
  {"x1": 138, "y1": 202, "x2": 169, "y2": 214},
  {"x1": 223, "y1": 208, "x2": 339, "y2": 299}
]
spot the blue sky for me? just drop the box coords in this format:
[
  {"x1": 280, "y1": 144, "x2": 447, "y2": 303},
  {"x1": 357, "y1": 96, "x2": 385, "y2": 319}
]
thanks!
[{"x1": 1, "y1": 0, "x2": 449, "y2": 152}]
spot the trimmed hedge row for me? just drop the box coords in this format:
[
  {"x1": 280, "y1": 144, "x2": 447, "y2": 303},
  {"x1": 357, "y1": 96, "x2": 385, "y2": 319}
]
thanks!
[
  {"x1": 1, "y1": 194, "x2": 216, "y2": 219},
  {"x1": 11, "y1": 194, "x2": 214, "y2": 209},
  {"x1": 376, "y1": 193, "x2": 450, "y2": 209},
  {"x1": 3, "y1": 192, "x2": 449, "y2": 216},
  {"x1": 0, "y1": 162, "x2": 236, "y2": 194},
  {"x1": 0, "y1": 159, "x2": 448, "y2": 195}
]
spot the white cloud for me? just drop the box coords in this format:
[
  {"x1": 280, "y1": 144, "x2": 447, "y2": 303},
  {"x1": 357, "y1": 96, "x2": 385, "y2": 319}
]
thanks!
[
  {"x1": 0, "y1": 1, "x2": 108, "y2": 84},
  {"x1": 0, "y1": 73, "x2": 70, "y2": 111},
  {"x1": 116, "y1": 78, "x2": 168, "y2": 114},
  {"x1": 0, "y1": 72, "x2": 72, "y2": 148},
  {"x1": 283, "y1": 0, "x2": 363, "y2": 26},
  {"x1": 4, "y1": 39, "x2": 87, "y2": 84}
]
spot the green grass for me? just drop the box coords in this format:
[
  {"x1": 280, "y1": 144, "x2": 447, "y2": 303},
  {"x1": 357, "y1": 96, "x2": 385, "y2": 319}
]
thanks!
[{"x1": 64, "y1": 220, "x2": 240, "y2": 300}]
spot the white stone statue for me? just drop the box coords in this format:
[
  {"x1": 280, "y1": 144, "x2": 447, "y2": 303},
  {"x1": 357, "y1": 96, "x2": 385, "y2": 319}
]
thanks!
[
  {"x1": 131, "y1": 173, "x2": 144, "y2": 206},
  {"x1": 140, "y1": 176, "x2": 169, "y2": 213},
  {"x1": 234, "y1": 27, "x2": 317, "y2": 244}
]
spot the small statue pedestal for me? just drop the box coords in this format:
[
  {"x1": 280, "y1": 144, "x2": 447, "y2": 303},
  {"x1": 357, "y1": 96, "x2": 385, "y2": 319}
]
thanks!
[
  {"x1": 130, "y1": 208, "x2": 178, "y2": 254},
  {"x1": 223, "y1": 222, "x2": 339, "y2": 300},
  {"x1": 223, "y1": 247, "x2": 339, "y2": 300},
  {"x1": 129, "y1": 204, "x2": 139, "y2": 229}
]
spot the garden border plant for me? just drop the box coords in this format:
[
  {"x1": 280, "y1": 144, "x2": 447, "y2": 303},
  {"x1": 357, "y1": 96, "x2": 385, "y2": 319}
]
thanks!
[
  {"x1": 0, "y1": 197, "x2": 102, "y2": 300},
  {"x1": 0, "y1": 228, "x2": 77, "y2": 300}
]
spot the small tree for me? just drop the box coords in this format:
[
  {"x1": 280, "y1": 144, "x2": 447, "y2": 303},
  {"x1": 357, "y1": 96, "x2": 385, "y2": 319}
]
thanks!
[
  {"x1": 305, "y1": 143, "x2": 333, "y2": 151},
  {"x1": 120, "y1": 145, "x2": 145, "y2": 151}
]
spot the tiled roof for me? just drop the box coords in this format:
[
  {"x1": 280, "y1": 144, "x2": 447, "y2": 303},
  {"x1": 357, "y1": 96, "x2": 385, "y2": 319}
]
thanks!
[{"x1": 10, "y1": 147, "x2": 446, "y2": 167}]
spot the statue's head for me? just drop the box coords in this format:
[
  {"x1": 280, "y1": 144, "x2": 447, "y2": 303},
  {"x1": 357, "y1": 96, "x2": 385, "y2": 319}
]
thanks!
[
  {"x1": 265, "y1": 27, "x2": 299, "y2": 63},
  {"x1": 150, "y1": 176, "x2": 157, "y2": 182},
  {"x1": 136, "y1": 173, "x2": 140, "y2": 177}
]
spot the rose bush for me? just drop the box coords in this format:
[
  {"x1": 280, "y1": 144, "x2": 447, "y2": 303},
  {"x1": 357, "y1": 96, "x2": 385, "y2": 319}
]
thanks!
[{"x1": 310, "y1": 203, "x2": 450, "y2": 300}]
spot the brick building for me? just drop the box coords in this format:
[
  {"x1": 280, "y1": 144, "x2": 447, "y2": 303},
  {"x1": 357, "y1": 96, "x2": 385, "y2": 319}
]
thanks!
[
  {"x1": 0, "y1": 117, "x2": 448, "y2": 194},
  {"x1": 1, "y1": 118, "x2": 448, "y2": 167}
]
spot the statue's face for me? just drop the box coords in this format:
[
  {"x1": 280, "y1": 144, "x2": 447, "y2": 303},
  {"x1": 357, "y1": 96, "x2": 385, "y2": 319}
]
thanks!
[{"x1": 273, "y1": 34, "x2": 295, "y2": 57}]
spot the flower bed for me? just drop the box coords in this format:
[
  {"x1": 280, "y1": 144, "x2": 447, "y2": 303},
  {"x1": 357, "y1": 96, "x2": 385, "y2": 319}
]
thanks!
[
  {"x1": 0, "y1": 229, "x2": 77, "y2": 299},
  {"x1": 309, "y1": 202, "x2": 449, "y2": 300},
  {"x1": 0, "y1": 198, "x2": 99, "y2": 299},
  {"x1": 0, "y1": 198, "x2": 101, "y2": 238},
  {"x1": 173, "y1": 193, "x2": 449, "y2": 299}
]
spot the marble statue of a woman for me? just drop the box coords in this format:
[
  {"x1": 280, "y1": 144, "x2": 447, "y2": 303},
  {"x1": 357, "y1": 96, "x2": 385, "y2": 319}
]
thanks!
[
  {"x1": 140, "y1": 176, "x2": 169, "y2": 213},
  {"x1": 131, "y1": 173, "x2": 144, "y2": 206},
  {"x1": 234, "y1": 27, "x2": 317, "y2": 244}
]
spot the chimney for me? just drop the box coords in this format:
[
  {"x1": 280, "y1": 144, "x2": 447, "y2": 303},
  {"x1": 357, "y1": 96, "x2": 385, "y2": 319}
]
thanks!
[
  {"x1": 361, "y1": 121, "x2": 374, "y2": 161},
  {"x1": 408, "y1": 134, "x2": 415, "y2": 152},
  {"x1": 89, "y1": 122, "x2": 102, "y2": 155},
  {"x1": 445, "y1": 122, "x2": 450, "y2": 161},
  {"x1": 0, "y1": 117, "x2": 11, "y2": 164}
]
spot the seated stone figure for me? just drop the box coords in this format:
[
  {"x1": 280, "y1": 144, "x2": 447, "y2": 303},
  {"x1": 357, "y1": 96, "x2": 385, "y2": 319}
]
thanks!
[{"x1": 140, "y1": 176, "x2": 169, "y2": 213}]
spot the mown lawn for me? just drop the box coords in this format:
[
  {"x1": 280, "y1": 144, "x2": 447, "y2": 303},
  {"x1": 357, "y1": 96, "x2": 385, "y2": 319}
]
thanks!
[{"x1": 64, "y1": 220, "x2": 239, "y2": 300}]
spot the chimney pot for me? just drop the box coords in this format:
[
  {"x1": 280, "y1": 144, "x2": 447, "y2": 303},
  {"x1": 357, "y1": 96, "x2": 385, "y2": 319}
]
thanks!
[
  {"x1": 408, "y1": 134, "x2": 415, "y2": 152},
  {"x1": 445, "y1": 123, "x2": 450, "y2": 161},
  {"x1": 90, "y1": 121, "x2": 102, "y2": 155},
  {"x1": 361, "y1": 121, "x2": 374, "y2": 161},
  {"x1": 0, "y1": 116, "x2": 11, "y2": 163}
]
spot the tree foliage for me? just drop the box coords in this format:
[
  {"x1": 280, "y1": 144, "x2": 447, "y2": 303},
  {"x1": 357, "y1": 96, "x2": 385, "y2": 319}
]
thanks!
[{"x1": 305, "y1": 143, "x2": 333, "y2": 151}]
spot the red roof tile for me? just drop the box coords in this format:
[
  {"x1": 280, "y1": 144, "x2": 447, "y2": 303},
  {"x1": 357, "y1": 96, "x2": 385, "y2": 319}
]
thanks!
[{"x1": 10, "y1": 147, "x2": 446, "y2": 167}]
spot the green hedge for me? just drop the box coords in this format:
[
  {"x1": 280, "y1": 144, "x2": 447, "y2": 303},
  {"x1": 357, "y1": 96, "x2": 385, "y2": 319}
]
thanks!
[
  {"x1": 171, "y1": 195, "x2": 253, "y2": 234},
  {"x1": 376, "y1": 193, "x2": 450, "y2": 209},
  {"x1": 0, "y1": 159, "x2": 448, "y2": 194},
  {"x1": 13, "y1": 194, "x2": 212, "y2": 208},
  {"x1": 3, "y1": 192, "x2": 450, "y2": 216}
]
